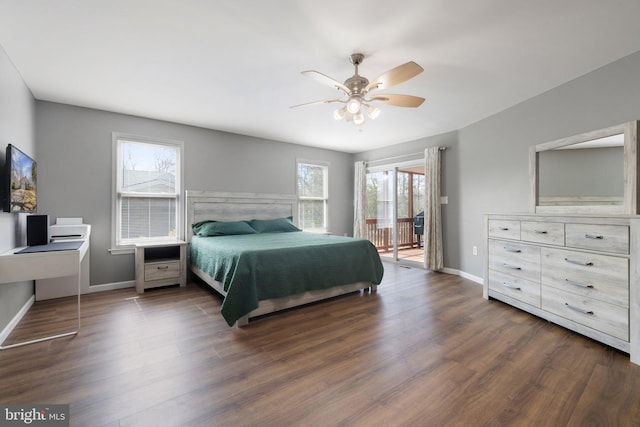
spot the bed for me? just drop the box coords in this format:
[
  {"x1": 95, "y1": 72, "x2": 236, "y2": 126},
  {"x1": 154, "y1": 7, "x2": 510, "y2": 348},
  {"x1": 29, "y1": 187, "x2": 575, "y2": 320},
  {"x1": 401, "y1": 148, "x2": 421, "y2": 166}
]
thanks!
[{"x1": 186, "y1": 191, "x2": 384, "y2": 326}]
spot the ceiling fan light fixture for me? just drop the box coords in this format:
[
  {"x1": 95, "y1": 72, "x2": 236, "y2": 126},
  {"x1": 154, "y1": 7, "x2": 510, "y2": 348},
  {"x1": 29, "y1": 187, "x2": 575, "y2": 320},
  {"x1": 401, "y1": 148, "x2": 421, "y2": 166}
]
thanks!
[
  {"x1": 294, "y1": 53, "x2": 425, "y2": 130},
  {"x1": 346, "y1": 97, "x2": 361, "y2": 114},
  {"x1": 366, "y1": 105, "x2": 380, "y2": 120}
]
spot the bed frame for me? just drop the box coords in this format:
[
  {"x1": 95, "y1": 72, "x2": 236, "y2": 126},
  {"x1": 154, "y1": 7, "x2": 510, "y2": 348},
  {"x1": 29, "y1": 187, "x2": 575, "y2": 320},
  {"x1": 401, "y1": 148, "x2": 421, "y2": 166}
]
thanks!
[{"x1": 185, "y1": 190, "x2": 377, "y2": 326}]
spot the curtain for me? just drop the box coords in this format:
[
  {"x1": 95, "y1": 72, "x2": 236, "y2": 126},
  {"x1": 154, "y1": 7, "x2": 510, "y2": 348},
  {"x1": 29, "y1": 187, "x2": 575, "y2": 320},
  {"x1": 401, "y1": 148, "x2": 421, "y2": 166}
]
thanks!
[
  {"x1": 424, "y1": 147, "x2": 444, "y2": 270},
  {"x1": 353, "y1": 161, "x2": 367, "y2": 238}
]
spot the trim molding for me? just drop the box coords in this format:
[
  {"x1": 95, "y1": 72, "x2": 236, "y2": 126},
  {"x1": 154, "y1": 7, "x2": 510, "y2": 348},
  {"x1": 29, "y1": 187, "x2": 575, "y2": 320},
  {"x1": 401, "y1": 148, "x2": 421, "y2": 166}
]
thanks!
[
  {"x1": 441, "y1": 267, "x2": 483, "y2": 285},
  {"x1": 85, "y1": 280, "x2": 135, "y2": 293}
]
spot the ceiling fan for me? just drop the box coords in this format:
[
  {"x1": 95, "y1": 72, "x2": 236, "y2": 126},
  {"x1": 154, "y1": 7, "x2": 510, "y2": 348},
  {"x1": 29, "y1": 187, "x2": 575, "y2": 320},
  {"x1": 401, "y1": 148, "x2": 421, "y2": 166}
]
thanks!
[{"x1": 291, "y1": 53, "x2": 425, "y2": 127}]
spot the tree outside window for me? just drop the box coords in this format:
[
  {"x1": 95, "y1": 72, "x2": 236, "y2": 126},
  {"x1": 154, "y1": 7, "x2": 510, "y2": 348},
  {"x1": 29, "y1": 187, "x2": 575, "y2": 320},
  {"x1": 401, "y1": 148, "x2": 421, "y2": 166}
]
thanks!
[{"x1": 297, "y1": 161, "x2": 328, "y2": 233}]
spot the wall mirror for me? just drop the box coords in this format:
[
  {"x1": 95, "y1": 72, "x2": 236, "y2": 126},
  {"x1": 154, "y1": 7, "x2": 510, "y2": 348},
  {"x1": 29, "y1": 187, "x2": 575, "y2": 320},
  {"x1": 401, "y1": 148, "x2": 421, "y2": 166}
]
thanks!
[{"x1": 530, "y1": 120, "x2": 639, "y2": 214}]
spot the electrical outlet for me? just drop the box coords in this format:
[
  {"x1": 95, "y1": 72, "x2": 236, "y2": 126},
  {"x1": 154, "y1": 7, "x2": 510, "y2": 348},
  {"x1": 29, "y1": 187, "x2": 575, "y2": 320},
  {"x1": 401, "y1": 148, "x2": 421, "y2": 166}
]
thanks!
[{"x1": 472, "y1": 246, "x2": 478, "y2": 256}]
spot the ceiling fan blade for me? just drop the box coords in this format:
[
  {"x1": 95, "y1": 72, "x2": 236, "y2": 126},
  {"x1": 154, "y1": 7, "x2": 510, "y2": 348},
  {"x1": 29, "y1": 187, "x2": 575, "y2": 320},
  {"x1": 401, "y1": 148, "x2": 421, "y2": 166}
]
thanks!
[
  {"x1": 368, "y1": 94, "x2": 425, "y2": 108},
  {"x1": 290, "y1": 98, "x2": 343, "y2": 108},
  {"x1": 301, "y1": 70, "x2": 351, "y2": 95},
  {"x1": 364, "y1": 61, "x2": 424, "y2": 93}
]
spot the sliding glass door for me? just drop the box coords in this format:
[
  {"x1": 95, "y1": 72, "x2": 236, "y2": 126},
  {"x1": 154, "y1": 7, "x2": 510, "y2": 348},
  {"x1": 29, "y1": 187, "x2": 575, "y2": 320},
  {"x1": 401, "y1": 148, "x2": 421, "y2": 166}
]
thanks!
[
  {"x1": 366, "y1": 169, "x2": 394, "y2": 255},
  {"x1": 365, "y1": 160, "x2": 425, "y2": 266},
  {"x1": 396, "y1": 165, "x2": 425, "y2": 263}
]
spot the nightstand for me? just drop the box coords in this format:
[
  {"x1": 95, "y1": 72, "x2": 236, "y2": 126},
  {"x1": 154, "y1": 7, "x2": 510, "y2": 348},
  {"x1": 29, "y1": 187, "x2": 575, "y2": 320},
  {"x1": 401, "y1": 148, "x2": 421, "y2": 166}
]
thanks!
[{"x1": 135, "y1": 241, "x2": 187, "y2": 293}]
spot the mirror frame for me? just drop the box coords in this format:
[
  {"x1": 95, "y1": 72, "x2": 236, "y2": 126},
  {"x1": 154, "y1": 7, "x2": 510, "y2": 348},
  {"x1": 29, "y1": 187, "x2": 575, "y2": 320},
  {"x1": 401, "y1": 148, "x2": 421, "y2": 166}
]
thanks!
[{"x1": 530, "y1": 120, "x2": 639, "y2": 214}]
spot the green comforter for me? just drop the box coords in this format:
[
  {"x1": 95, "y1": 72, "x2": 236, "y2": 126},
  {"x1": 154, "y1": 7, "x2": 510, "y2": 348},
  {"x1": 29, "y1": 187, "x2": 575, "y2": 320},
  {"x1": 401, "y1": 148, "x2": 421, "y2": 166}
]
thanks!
[{"x1": 190, "y1": 232, "x2": 384, "y2": 325}]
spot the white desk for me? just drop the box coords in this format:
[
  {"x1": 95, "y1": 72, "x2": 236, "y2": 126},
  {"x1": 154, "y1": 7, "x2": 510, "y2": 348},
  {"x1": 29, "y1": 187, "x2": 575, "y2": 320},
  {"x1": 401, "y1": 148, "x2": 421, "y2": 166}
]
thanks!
[
  {"x1": 36, "y1": 224, "x2": 91, "y2": 300},
  {"x1": 0, "y1": 233, "x2": 89, "y2": 349}
]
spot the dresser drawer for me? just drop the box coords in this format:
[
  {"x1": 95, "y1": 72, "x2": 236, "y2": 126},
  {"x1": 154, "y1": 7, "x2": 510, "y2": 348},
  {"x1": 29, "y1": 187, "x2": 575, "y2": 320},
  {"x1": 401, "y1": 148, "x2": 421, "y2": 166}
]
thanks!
[
  {"x1": 488, "y1": 269, "x2": 540, "y2": 308},
  {"x1": 144, "y1": 261, "x2": 181, "y2": 281},
  {"x1": 488, "y1": 240, "x2": 540, "y2": 282},
  {"x1": 488, "y1": 219, "x2": 520, "y2": 240},
  {"x1": 565, "y1": 223, "x2": 629, "y2": 254},
  {"x1": 541, "y1": 285, "x2": 628, "y2": 341},
  {"x1": 541, "y1": 247, "x2": 628, "y2": 307},
  {"x1": 521, "y1": 221, "x2": 565, "y2": 245}
]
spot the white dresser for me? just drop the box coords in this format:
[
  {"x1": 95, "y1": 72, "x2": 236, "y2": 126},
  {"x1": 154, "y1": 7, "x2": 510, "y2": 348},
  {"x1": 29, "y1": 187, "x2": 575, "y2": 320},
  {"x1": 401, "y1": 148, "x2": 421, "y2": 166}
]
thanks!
[{"x1": 484, "y1": 213, "x2": 640, "y2": 364}]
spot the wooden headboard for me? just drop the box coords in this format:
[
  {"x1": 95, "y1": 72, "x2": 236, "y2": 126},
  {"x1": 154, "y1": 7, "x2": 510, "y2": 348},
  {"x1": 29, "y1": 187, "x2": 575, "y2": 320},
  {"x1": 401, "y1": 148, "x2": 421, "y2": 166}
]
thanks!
[{"x1": 185, "y1": 191, "x2": 298, "y2": 242}]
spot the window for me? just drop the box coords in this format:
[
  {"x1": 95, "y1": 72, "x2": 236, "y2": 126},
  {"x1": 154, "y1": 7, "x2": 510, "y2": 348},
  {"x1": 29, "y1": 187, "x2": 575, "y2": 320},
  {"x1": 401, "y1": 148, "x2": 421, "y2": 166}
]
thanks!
[
  {"x1": 111, "y1": 134, "x2": 183, "y2": 252},
  {"x1": 297, "y1": 160, "x2": 328, "y2": 233}
]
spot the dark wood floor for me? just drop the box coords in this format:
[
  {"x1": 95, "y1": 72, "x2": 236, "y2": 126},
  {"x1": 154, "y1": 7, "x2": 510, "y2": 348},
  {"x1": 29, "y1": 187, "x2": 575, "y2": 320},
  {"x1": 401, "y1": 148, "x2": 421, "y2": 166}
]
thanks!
[{"x1": 1, "y1": 263, "x2": 640, "y2": 426}]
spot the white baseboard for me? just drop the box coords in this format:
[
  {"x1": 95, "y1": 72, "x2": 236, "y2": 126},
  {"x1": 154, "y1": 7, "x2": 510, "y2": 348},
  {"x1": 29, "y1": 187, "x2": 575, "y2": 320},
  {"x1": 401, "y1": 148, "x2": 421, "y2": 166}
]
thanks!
[
  {"x1": 85, "y1": 280, "x2": 135, "y2": 293},
  {"x1": 441, "y1": 267, "x2": 483, "y2": 285},
  {"x1": 0, "y1": 295, "x2": 34, "y2": 346},
  {"x1": 384, "y1": 259, "x2": 484, "y2": 285}
]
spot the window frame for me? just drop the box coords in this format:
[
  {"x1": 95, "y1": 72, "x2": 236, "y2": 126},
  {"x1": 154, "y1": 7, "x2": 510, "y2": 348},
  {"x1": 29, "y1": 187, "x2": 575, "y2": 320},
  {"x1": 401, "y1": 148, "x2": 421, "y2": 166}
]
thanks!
[
  {"x1": 296, "y1": 159, "x2": 329, "y2": 233},
  {"x1": 110, "y1": 132, "x2": 185, "y2": 254}
]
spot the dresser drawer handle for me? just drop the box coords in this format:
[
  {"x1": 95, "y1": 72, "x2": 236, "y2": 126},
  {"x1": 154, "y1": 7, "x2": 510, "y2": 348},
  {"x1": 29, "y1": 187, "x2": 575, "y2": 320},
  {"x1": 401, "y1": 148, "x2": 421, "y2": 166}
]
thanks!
[
  {"x1": 502, "y1": 263, "x2": 521, "y2": 270},
  {"x1": 499, "y1": 227, "x2": 509, "y2": 231},
  {"x1": 564, "y1": 302, "x2": 594, "y2": 315},
  {"x1": 502, "y1": 282, "x2": 521, "y2": 291},
  {"x1": 585, "y1": 233, "x2": 604, "y2": 240},
  {"x1": 534, "y1": 230, "x2": 548, "y2": 234},
  {"x1": 565, "y1": 278, "x2": 594, "y2": 289},
  {"x1": 503, "y1": 246, "x2": 522, "y2": 253},
  {"x1": 157, "y1": 265, "x2": 170, "y2": 270},
  {"x1": 564, "y1": 257, "x2": 593, "y2": 267}
]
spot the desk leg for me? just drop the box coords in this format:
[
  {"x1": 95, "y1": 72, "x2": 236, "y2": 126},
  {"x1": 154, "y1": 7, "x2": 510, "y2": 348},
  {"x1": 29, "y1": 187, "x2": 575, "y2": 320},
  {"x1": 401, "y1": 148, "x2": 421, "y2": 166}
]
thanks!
[
  {"x1": 0, "y1": 270, "x2": 81, "y2": 351},
  {"x1": 77, "y1": 271, "x2": 81, "y2": 330},
  {"x1": 0, "y1": 331, "x2": 78, "y2": 350}
]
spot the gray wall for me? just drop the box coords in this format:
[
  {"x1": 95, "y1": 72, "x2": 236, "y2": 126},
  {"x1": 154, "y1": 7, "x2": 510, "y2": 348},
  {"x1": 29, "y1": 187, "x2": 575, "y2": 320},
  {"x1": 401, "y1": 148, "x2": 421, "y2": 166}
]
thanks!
[
  {"x1": 36, "y1": 101, "x2": 354, "y2": 286},
  {"x1": 0, "y1": 45, "x2": 36, "y2": 329}
]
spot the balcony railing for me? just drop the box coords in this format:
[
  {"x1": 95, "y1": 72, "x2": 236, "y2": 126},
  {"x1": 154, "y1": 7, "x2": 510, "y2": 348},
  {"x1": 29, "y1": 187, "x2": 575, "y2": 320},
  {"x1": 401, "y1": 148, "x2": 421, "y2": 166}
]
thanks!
[{"x1": 365, "y1": 218, "x2": 420, "y2": 252}]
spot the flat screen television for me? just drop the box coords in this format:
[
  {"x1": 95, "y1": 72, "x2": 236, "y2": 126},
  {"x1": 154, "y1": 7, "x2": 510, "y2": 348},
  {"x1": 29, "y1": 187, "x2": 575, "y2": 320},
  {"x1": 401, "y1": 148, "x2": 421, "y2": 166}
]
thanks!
[{"x1": 3, "y1": 144, "x2": 37, "y2": 213}]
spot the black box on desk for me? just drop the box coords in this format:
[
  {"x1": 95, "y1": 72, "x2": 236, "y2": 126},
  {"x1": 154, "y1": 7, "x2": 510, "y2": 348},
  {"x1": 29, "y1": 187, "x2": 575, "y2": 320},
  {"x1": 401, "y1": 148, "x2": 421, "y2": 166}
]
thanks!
[{"x1": 27, "y1": 214, "x2": 49, "y2": 246}]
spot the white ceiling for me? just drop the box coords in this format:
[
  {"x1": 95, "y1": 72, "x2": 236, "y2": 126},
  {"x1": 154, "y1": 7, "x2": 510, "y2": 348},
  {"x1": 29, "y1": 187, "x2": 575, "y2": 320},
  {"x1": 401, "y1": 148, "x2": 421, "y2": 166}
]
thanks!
[{"x1": 1, "y1": 1, "x2": 639, "y2": 153}]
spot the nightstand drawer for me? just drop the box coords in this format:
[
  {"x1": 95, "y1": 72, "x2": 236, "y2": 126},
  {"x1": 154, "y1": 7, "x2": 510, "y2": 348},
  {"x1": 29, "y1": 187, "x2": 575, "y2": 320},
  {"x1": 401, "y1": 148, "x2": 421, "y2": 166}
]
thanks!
[
  {"x1": 135, "y1": 241, "x2": 187, "y2": 293},
  {"x1": 144, "y1": 261, "x2": 180, "y2": 281}
]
